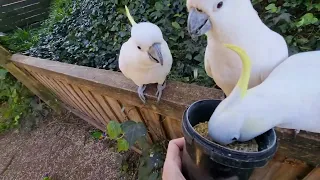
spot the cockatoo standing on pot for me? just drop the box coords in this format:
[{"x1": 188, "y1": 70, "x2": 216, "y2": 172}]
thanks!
[
  {"x1": 119, "y1": 6, "x2": 173, "y2": 104},
  {"x1": 186, "y1": 0, "x2": 288, "y2": 96},
  {"x1": 208, "y1": 45, "x2": 320, "y2": 145}
]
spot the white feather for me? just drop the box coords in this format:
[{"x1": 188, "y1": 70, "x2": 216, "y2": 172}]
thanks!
[
  {"x1": 208, "y1": 51, "x2": 320, "y2": 145},
  {"x1": 119, "y1": 22, "x2": 172, "y2": 86},
  {"x1": 187, "y1": 0, "x2": 288, "y2": 96}
]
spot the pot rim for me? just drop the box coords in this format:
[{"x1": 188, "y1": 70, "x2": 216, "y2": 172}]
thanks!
[{"x1": 185, "y1": 98, "x2": 277, "y2": 156}]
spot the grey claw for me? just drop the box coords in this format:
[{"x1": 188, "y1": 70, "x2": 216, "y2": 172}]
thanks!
[
  {"x1": 138, "y1": 85, "x2": 147, "y2": 104},
  {"x1": 156, "y1": 82, "x2": 166, "y2": 103}
]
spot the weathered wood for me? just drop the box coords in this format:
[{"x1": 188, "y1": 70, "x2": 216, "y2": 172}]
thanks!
[
  {"x1": 163, "y1": 117, "x2": 183, "y2": 139},
  {"x1": 1, "y1": 11, "x2": 49, "y2": 32},
  {"x1": 0, "y1": 0, "x2": 49, "y2": 11},
  {"x1": 303, "y1": 167, "x2": 320, "y2": 180},
  {"x1": 276, "y1": 128, "x2": 320, "y2": 166},
  {"x1": 104, "y1": 97, "x2": 126, "y2": 122},
  {"x1": 11, "y1": 55, "x2": 225, "y2": 120},
  {"x1": 8, "y1": 54, "x2": 320, "y2": 165},
  {"x1": 0, "y1": 1, "x2": 48, "y2": 18},
  {"x1": 0, "y1": 46, "x2": 10, "y2": 65},
  {"x1": 0, "y1": 0, "x2": 50, "y2": 32},
  {"x1": 0, "y1": 8, "x2": 49, "y2": 26},
  {"x1": 268, "y1": 158, "x2": 312, "y2": 180},
  {"x1": 121, "y1": 102, "x2": 153, "y2": 143}
]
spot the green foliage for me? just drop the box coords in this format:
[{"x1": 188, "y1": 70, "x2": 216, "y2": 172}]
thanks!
[
  {"x1": 25, "y1": 0, "x2": 319, "y2": 87},
  {"x1": 253, "y1": 0, "x2": 319, "y2": 54},
  {"x1": 26, "y1": 0, "x2": 209, "y2": 85},
  {"x1": 0, "y1": 69, "x2": 44, "y2": 133},
  {"x1": 0, "y1": 28, "x2": 40, "y2": 53},
  {"x1": 106, "y1": 120, "x2": 165, "y2": 180}
]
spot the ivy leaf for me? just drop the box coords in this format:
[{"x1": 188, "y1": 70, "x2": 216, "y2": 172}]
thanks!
[
  {"x1": 91, "y1": 130, "x2": 103, "y2": 139},
  {"x1": 265, "y1": 4, "x2": 278, "y2": 13},
  {"x1": 172, "y1": 22, "x2": 181, "y2": 29},
  {"x1": 0, "y1": 69, "x2": 8, "y2": 80},
  {"x1": 117, "y1": 138, "x2": 129, "y2": 152},
  {"x1": 296, "y1": 13, "x2": 319, "y2": 27},
  {"x1": 121, "y1": 120, "x2": 147, "y2": 147},
  {"x1": 107, "y1": 121, "x2": 122, "y2": 139}
]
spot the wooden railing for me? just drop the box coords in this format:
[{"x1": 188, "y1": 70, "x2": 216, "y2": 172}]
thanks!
[
  {"x1": 0, "y1": 0, "x2": 51, "y2": 32},
  {"x1": 0, "y1": 46, "x2": 319, "y2": 166}
]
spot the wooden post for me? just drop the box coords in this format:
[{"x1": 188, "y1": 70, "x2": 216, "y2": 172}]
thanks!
[{"x1": 0, "y1": 45, "x2": 62, "y2": 113}]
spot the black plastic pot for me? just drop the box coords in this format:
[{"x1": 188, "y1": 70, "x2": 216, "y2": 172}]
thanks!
[{"x1": 181, "y1": 99, "x2": 278, "y2": 180}]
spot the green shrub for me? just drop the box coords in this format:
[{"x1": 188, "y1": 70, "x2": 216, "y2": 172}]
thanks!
[{"x1": 26, "y1": 0, "x2": 319, "y2": 87}]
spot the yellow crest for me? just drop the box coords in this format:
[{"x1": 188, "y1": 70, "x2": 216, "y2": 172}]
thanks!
[
  {"x1": 125, "y1": 5, "x2": 137, "y2": 26},
  {"x1": 224, "y1": 44, "x2": 252, "y2": 98}
]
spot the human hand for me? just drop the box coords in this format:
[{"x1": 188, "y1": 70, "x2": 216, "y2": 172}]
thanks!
[{"x1": 162, "y1": 137, "x2": 186, "y2": 180}]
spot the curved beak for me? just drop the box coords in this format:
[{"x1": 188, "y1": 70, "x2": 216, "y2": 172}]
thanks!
[
  {"x1": 187, "y1": 8, "x2": 212, "y2": 37},
  {"x1": 148, "y1": 43, "x2": 163, "y2": 66}
]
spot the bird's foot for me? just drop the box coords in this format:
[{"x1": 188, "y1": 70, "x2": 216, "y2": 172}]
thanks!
[
  {"x1": 138, "y1": 85, "x2": 147, "y2": 104},
  {"x1": 156, "y1": 81, "x2": 167, "y2": 103}
]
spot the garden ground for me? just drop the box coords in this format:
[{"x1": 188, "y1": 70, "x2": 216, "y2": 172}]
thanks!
[{"x1": 0, "y1": 112, "x2": 140, "y2": 180}]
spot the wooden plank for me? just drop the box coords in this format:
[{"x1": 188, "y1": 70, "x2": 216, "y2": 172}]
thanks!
[
  {"x1": 71, "y1": 84, "x2": 105, "y2": 124},
  {"x1": 43, "y1": 77, "x2": 79, "y2": 110},
  {"x1": 63, "y1": 83, "x2": 99, "y2": 121},
  {"x1": 0, "y1": 11, "x2": 49, "y2": 32},
  {"x1": 268, "y1": 158, "x2": 312, "y2": 180},
  {"x1": 10, "y1": 55, "x2": 320, "y2": 165},
  {"x1": 30, "y1": 71, "x2": 66, "y2": 103},
  {"x1": 0, "y1": 0, "x2": 49, "y2": 11},
  {"x1": 303, "y1": 167, "x2": 320, "y2": 180},
  {"x1": 0, "y1": 1, "x2": 47, "y2": 18},
  {"x1": 91, "y1": 94, "x2": 120, "y2": 123},
  {"x1": 250, "y1": 153, "x2": 287, "y2": 180},
  {"x1": 120, "y1": 102, "x2": 153, "y2": 143},
  {"x1": 10, "y1": 54, "x2": 225, "y2": 121},
  {"x1": 139, "y1": 108, "x2": 166, "y2": 142},
  {"x1": 276, "y1": 128, "x2": 320, "y2": 166},
  {"x1": 0, "y1": 8, "x2": 49, "y2": 23},
  {"x1": 82, "y1": 89, "x2": 110, "y2": 126},
  {"x1": 54, "y1": 79, "x2": 90, "y2": 114},
  {"x1": 163, "y1": 117, "x2": 183, "y2": 139},
  {"x1": 58, "y1": 80, "x2": 90, "y2": 115},
  {"x1": 0, "y1": 46, "x2": 10, "y2": 64},
  {"x1": 104, "y1": 96, "x2": 126, "y2": 122}
]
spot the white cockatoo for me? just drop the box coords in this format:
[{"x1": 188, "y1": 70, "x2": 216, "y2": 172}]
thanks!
[
  {"x1": 186, "y1": 0, "x2": 289, "y2": 96},
  {"x1": 208, "y1": 44, "x2": 320, "y2": 145},
  {"x1": 119, "y1": 6, "x2": 173, "y2": 103}
]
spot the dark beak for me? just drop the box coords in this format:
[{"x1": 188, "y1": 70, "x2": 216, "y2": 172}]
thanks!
[
  {"x1": 148, "y1": 43, "x2": 163, "y2": 66},
  {"x1": 187, "y1": 8, "x2": 212, "y2": 37}
]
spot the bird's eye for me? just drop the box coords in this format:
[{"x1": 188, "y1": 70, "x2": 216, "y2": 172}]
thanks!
[
  {"x1": 196, "y1": 8, "x2": 203, "y2": 12},
  {"x1": 217, "y1": 1, "x2": 223, "y2": 9},
  {"x1": 137, "y1": 46, "x2": 141, "y2": 50}
]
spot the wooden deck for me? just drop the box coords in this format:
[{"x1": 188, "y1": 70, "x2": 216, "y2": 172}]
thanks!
[
  {"x1": 0, "y1": 46, "x2": 319, "y2": 179},
  {"x1": 250, "y1": 153, "x2": 317, "y2": 180}
]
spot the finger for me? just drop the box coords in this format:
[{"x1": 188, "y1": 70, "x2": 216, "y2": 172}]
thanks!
[
  {"x1": 166, "y1": 138, "x2": 185, "y2": 160},
  {"x1": 172, "y1": 137, "x2": 185, "y2": 150}
]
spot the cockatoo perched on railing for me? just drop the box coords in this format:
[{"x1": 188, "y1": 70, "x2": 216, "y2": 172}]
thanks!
[
  {"x1": 186, "y1": 0, "x2": 288, "y2": 96},
  {"x1": 119, "y1": 6, "x2": 173, "y2": 104},
  {"x1": 208, "y1": 44, "x2": 320, "y2": 145}
]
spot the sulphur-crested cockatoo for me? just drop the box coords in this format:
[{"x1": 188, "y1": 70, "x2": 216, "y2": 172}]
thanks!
[
  {"x1": 208, "y1": 45, "x2": 320, "y2": 145},
  {"x1": 119, "y1": 6, "x2": 173, "y2": 103},
  {"x1": 186, "y1": 0, "x2": 288, "y2": 96}
]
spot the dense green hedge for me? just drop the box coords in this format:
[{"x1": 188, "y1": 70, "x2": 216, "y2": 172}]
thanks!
[{"x1": 25, "y1": 0, "x2": 319, "y2": 87}]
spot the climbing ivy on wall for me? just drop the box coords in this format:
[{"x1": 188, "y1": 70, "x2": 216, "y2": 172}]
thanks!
[{"x1": 24, "y1": 0, "x2": 319, "y2": 86}]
